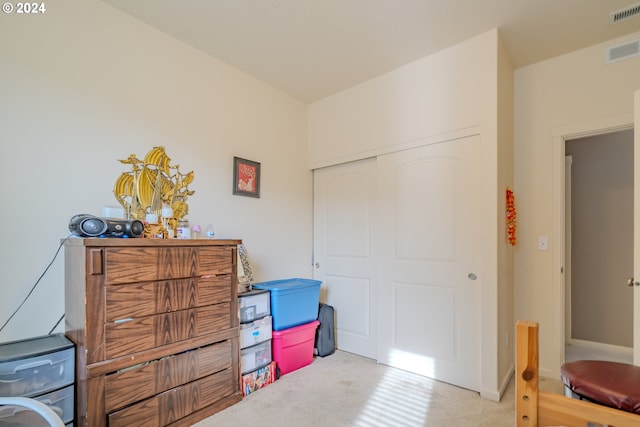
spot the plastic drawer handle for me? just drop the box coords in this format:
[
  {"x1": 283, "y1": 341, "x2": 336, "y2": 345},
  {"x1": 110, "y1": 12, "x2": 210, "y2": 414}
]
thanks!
[{"x1": 14, "y1": 359, "x2": 53, "y2": 372}]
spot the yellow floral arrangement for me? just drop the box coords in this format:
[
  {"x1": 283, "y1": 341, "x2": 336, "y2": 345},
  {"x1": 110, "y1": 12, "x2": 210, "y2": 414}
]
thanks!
[{"x1": 114, "y1": 147, "x2": 194, "y2": 228}]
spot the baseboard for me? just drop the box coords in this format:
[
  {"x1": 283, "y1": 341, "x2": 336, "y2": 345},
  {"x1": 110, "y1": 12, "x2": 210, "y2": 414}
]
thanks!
[
  {"x1": 481, "y1": 364, "x2": 514, "y2": 402},
  {"x1": 499, "y1": 364, "x2": 515, "y2": 398},
  {"x1": 568, "y1": 338, "x2": 633, "y2": 357}
]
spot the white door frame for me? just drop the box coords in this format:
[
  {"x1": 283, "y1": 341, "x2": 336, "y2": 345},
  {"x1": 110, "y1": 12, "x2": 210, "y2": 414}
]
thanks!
[
  {"x1": 564, "y1": 155, "x2": 572, "y2": 346},
  {"x1": 552, "y1": 114, "x2": 634, "y2": 375},
  {"x1": 635, "y1": 90, "x2": 640, "y2": 365}
]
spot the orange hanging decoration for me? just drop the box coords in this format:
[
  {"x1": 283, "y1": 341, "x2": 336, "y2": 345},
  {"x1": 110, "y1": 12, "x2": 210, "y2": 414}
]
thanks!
[{"x1": 506, "y1": 187, "x2": 517, "y2": 246}]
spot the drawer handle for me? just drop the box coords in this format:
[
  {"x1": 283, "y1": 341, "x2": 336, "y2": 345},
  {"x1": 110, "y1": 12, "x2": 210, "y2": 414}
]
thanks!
[
  {"x1": 113, "y1": 318, "x2": 134, "y2": 324},
  {"x1": 13, "y1": 359, "x2": 53, "y2": 372},
  {"x1": 200, "y1": 274, "x2": 217, "y2": 279}
]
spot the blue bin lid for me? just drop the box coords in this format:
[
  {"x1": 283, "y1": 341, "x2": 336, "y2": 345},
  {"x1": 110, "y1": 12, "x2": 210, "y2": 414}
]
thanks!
[{"x1": 253, "y1": 278, "x2": 321, "y2": 292}]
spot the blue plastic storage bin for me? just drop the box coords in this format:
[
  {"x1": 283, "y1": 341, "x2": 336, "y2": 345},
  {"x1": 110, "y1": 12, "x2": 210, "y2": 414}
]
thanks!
[{"x1": 252, "y1": 278, "x2": 321, "y2": 331}]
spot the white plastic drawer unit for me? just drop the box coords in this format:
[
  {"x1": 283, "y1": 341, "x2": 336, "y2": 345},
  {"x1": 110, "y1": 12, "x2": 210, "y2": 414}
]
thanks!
[
  {"x1": 0, "y1": 334, "x2": 75, "y2": 398},
  {"x1": 0, "y1": 384, "x2": 75, "y2": 425},
  {"x1": 238, "y1": 289, "x2": 271, "y2": 323},
  {"x1": 240, "y1": 339, "x2": 272, "y2": 375},
  {"x1": 239, "y1": 315, "x2": 273, "y2": 349}
]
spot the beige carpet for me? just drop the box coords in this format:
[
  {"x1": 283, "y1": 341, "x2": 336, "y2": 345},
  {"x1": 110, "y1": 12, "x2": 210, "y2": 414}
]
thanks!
[{"x1": 194, "y1": 350, "x2": 564, "y2": 427}]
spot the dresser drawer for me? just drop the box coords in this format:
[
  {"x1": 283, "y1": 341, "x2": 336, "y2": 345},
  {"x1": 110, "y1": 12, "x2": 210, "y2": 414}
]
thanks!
[
  {"x1": 105, "y1": 304, "x2": 231, "y2": 359},
  {"x1": 105, "y1": 340, "x2": 232, "y2": 412},
  {"x1": 107, "y1": 368, "x2": 235, "y2": 427},
  {"x1": 105, "y1": 275, "x2": 232, "y2": 322},
  {"x1": 198, "y1": 246, "x2": 234, "y2": 276},
  {"x1": 103, "y1": 246, "x2": 233, "y2": 285}
]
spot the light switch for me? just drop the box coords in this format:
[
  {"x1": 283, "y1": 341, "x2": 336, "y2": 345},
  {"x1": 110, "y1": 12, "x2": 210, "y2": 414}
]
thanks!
[{"x1": 538, "y1": 236, "x2": 549, "y2": 251}]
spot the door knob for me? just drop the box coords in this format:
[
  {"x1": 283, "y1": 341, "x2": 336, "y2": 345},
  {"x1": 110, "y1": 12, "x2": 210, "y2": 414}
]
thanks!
[
  {"x1": 468, "y1": 272, "x2": 477, "y2": 281},
  {"x1": 626, "y1": 277, "x2": 639, "y2": 287},
  {"x1": 315, "y1": 262, "x2": 320, "y2": 268}
]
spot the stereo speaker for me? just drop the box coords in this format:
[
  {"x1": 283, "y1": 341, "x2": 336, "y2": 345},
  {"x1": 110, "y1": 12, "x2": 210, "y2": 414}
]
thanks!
[{"x1": 69, "y1": 214, "x2": 144, "y2": 238}]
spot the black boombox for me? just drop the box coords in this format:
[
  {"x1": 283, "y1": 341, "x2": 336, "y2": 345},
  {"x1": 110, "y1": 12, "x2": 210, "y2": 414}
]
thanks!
[{"x1": 68, "y1": 214, "x2": 144, "y2": 238}]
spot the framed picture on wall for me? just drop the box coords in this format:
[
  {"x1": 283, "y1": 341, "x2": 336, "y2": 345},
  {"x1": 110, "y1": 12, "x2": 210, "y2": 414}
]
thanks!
[{"x1": 233, "y1": 156, "x2": 261, "y2": 198}]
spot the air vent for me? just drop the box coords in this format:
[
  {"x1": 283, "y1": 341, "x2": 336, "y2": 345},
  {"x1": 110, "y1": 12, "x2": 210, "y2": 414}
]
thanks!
[
  {"x1": 610, "y1": 3, "x2": 640, "y2": 23},
  {"x1": 605, "y1": 39, "x2": 640, "y2": 63}
]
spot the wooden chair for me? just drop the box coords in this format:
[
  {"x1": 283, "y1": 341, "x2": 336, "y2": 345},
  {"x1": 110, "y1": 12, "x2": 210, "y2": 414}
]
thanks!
[{"x1": 516, "y1": 320, "x2": 640, "y2": 426}]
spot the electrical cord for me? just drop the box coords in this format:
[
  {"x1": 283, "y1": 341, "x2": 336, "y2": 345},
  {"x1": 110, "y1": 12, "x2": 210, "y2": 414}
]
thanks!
[
  {"x1": 48, "y1": 314, "x2": 65, "y2": 335},
  {"x1": 0, "y1": 234, "x2": 72, "y2": 333}
]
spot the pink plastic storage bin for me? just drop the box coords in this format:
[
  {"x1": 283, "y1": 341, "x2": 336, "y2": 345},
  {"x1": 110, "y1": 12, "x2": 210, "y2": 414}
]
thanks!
[{"x1": 272, "y1": 320, "x2": 319, "y2": 375}]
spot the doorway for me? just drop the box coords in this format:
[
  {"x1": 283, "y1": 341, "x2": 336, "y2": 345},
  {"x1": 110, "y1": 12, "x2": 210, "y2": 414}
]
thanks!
[{"x1": 564, "y1": 129, "x2": 634, "y2": 363}]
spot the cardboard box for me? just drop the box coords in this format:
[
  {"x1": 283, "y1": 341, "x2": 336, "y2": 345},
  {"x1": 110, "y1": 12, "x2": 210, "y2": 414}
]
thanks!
[{"x1": 241, "y1": 361, "x2": 276, "y2": 397}]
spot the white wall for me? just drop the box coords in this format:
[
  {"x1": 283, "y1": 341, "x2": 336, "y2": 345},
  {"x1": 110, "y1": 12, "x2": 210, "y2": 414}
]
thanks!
[
  {"x1": 308, "y1": 31, "x2": 495, "y2": 168},
  {"x1": 0, "y1": 0, "x2": 312, "y2": 342},
  {"x1": 514, "y1": 31, "x2": 640, "y2": 377},
  {"x1": 496, "y1": 33, "x2": 515, "y2": 393}
]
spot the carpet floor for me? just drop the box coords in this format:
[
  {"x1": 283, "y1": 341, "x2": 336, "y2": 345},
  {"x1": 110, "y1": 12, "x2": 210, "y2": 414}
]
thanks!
[{"x1": 194, "y1": 350, "x2": 564, "y2": 427}]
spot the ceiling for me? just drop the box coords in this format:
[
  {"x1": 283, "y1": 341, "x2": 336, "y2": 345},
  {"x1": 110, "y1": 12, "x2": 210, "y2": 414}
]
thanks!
[{"x1": 101, "y1": 0, "x2": 640, "y2": 103}]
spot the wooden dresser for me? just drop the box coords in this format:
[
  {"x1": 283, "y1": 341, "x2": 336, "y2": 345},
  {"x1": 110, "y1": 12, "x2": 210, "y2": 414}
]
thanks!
[{"x1": 64, "y1": 238, "x2": 242, "y2": 427}]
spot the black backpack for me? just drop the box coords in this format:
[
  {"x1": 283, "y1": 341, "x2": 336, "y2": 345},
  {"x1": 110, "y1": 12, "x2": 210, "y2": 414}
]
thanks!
[{"x1": 314, "y1": 303, "x2": 336, "y2": 357}]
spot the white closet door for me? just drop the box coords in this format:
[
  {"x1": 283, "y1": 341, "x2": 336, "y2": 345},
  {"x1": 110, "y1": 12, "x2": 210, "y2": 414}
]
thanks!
[
  {"x1": 313, "y1": 158, "x2": 377, "y2": 359},
  {"x1": 377, "y1": 135, "x2": 483, "y2": 391}
]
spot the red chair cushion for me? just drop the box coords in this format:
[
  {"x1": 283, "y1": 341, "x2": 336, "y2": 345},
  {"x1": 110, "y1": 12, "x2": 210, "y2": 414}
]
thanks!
[{"x1": 561, "y1": 360, "x2": 640, "y2": 414}]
